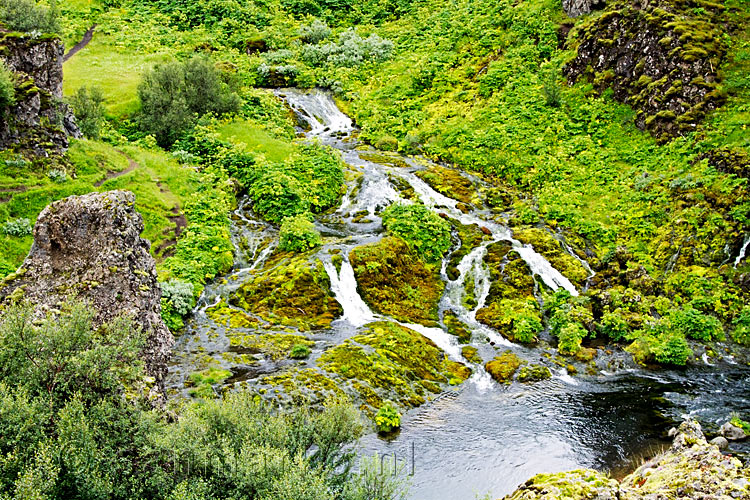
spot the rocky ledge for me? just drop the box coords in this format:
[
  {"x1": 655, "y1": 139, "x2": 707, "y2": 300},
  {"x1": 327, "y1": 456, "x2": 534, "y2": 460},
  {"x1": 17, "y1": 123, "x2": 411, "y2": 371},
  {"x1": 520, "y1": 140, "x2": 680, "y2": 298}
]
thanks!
[
  {"x1": 502, "y1": 420, "x2": 749, "y2": 499},
  {"x1": 0, "y1": 191, "x2": 173, "y2": 393}
]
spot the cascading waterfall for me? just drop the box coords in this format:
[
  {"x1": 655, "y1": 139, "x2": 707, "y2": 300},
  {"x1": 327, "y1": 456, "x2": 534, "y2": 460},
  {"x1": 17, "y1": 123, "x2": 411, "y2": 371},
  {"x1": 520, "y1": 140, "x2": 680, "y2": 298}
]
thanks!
[
  {"x1": 734, "y1": 234, "x2": 750, "y2": 268},
  {"x1": 323, "y1": 257, "x2": 376, "y2": 327}
]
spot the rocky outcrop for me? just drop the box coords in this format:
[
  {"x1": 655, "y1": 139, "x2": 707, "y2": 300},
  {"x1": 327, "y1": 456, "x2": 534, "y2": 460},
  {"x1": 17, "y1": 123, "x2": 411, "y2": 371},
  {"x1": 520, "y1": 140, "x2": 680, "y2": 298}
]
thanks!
[
  {"x1": 0, "y1": 30, "x2": 80, "y2": 155},
  {"x1": 563, "y1": 0, "x2": 606, "y2": 18},
  {"x1": 502, "y1": 420, "x2": 750, "y2": 499},
  {"x1": 564, "y1": 0, "x2": 729, "y2": 141},
  {"x1": 0, "y1": 191, "x2": 173, "y2": 393}
]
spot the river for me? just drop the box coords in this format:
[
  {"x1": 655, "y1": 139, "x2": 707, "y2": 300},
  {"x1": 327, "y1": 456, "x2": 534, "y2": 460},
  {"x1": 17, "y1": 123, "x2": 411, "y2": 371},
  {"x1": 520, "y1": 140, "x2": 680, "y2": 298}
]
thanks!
[{"x1": 167, "y1": 88, "x2": 750, "y2": 500}]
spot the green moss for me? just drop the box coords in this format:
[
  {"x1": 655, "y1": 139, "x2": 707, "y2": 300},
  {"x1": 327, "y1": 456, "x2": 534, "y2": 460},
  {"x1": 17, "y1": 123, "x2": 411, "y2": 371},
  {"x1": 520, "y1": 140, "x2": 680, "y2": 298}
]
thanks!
[
  {"x1": 504, "y1": 469, "x2": 619, "y2": 500},
  {"x1": 513, "y1": 227, "x2": 588, "y2": 287},
  {"x1": 443, "y1": 310, "x2": 472, "y2": 343},
  {"x1": 517, "y1": 364, "x2": 552, "y2": 383},
  {"x1": 415, "y1": 165, "x2": 477, "y2": 205},
  {"x1": 187, "y1": 368, "x2": 232, "y2": 398},
  {"x1": 485, "y1": 351, "x2": 521, "y2": 384},
  {"x1": 350, "y1": 237, "x2": 444, "y2": 326},
  {"x1": 228, "y1": 333, "x2": 314, "y2": 360},
  {"x1": 318, "y1": 321, "x2": 470, "y2": 411},
  {"x1": 461, "y1": 345, "x2": 482, "y2": 364},
  {"x1": 446, "y1": 221, "x2": 487, "y2": 281},
  {"x1": 231, "y1": 254, "x2": 342, "y2": 331},
  {"x1": 206, "y1": 298, "x2": 259, "y2": 329}
]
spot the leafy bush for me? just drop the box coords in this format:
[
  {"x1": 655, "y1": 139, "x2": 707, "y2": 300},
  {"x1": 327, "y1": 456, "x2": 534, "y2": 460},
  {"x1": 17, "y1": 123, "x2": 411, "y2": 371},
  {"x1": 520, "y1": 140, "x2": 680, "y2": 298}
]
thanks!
[
  {"x1": 0, "y1": 62, "x2": 15, "y2": 113},
  {"x1": 557, "y1": 322, "x2": 587, "y2": 355},
  {"x1": 289, "y1": 343, "x2": 311, "y2": 359},
  {"x1": 381, "y1": 203, "x2": 451, "y2": 263},
  {"x1": 670, "y1": 307, "x2": 724, "y2": 342},
  {"x1": 161, "y1": 279, "x2": 196, "y2": 316},
  {"x1": 1, "y1": 217, "x2": 32, "y2": 237},
  {"x1": 731, "y1": 306, "x2": 750, "y2": 345},
  {"x1": 627, "y1": 320, "x2": 693, "y2": 366},
  {"x1": 137, "y1": 56, "x2": 241, "y2": 147},
  {"x1": 598, "y1": 310, "x2": 629, "y2": 341},
  {"x1": 46, "y1": 168, "x2": 66, "y2": 183},
  {"x1": 0, "y1": 0, "x2": 60, "y2": 33},
  {"x1": 299, "y1": 29, "x2": 394, "y2": 68},
  {"x1": 279, "y1": 214, "x2": 322, "y2": 252},
  {"x1": 299, "y1": 19, "x2": 331, "y2": 44},
  {"x1": 374, "y1": 401, "x2": 401, "y2": 433},
  {"x1": 69, "y1": 86, "x2": 105, "y2": 139}
]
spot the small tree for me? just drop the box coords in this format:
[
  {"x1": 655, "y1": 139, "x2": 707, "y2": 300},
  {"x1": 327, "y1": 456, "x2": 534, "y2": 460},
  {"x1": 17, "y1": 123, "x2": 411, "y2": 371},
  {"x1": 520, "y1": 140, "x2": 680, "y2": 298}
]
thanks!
[
  {"x1": 69, "y1": 86, "x2": 105, "y2": 139},
  {"x1": 0, "y1": 61, "x2": 15, "y2": 114},
  {"x1": 0, "y1": 0, "x2": 60, "y2": 34}
]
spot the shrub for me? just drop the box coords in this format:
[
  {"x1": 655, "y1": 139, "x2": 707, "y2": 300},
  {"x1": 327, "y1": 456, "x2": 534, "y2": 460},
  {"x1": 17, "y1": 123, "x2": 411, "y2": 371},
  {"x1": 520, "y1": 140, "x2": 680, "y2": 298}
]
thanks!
[
  {"x1": 0, "y1": 0, "x2": 60, "y2": 34},
  {"x1": 161, "y1": 279, "x2": 196, "y2": 315},
  {"x1": 557, "y1": 322, "x2": 587, "y2": 355},
  {"x1": 299, "y1": 19, "x2": 331, "y2": 44},
  {"x1": 542, "y1": 68, "x2": 561, "y2": 108},
  {"x1": 598, "y1": 310, "x2": 629, "y2": 341},
  {"x1": 279, "y1": 214, "x2": 322, "y2": 252},
  {"x1": 627, "y1": 320, "x2": 693, "y2": 366},
  {"x1": 289, "y1": 343, "x2": 311, "y2": 359},
  {"x1": 0, "y1": 61, "x2": 15, "y2": 113},
  {"x1": 381, "y1": 203, "x2": 451, "y2": 263},
  {"x1": 46, "y1": 168, "x2": 66, "y2": 183},
  {"x1": 731, "y1": 306, "x2": 750, "y2": 345},
  {"x1": 374, "y1": 401, "x2": 401, "y2": 433},
  {"x1": 137, "y1": 56, "x2": 241, "y2": 147},
  {"x1": 69, "y1": 86, "x2": 105, "y2": 139},
  {"x1": 1, "y1": 217, "x2": 32, "y2": 237},
  {"x1": 670, "y1": 307, "x2": 724, "y2": 342}
]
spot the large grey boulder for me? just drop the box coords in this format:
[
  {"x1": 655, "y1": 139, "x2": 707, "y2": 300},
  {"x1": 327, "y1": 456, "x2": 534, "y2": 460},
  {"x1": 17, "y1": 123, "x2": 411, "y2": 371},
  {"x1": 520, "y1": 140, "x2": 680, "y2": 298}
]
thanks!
[
  {"x1": 0, "y1": 191, "x2": 173, "y2": 394},
  {"x1": 721, "y1": 422, "x2": 748, "y2": 441}
]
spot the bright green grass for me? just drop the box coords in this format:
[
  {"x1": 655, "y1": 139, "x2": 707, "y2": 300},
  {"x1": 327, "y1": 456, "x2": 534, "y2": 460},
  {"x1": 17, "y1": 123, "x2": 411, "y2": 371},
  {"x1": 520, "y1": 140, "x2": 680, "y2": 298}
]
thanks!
[
  {"x1": 0, "y1": 140, "x2": 199, "y2": 276},
  {"x1": 216, "y1": 119, "x2": 295, "y2": 163},
  {"x1": 63, "y1": 36, "x2": 172, "y2": 118}
]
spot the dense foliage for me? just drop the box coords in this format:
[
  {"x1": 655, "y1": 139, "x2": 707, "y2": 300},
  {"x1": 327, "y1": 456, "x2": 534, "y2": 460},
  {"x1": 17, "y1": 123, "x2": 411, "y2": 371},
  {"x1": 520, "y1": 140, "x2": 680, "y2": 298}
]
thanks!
[
  {"x1": 0, "y1": 62, "x2": 15, "y2": 114},
  {"x1": 279, "y1": 213, "x2": 322, "y2": 252},
  {"x1": 0, "y1": 0, "x2": 60, "y2": 34},
  {"x1": 69, "y1": 86, "x2": 106, "y2": 139},
  {"x1": 381, "y1": 203, "x2": 451, "y2": 263}
]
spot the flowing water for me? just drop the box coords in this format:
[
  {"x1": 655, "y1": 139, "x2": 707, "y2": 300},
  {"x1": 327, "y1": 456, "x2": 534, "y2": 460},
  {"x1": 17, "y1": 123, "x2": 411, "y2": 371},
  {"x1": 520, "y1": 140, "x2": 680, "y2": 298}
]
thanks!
[{"x1": 167, "y1": 89, "x2": 750, "y2": 499}]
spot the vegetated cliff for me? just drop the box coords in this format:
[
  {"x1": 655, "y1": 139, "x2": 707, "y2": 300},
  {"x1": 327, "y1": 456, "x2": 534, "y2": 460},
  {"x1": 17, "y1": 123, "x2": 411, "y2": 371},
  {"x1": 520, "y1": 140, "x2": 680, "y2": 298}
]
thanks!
[
  {"x1": 0, "y1": 29, "x2": 80, "y2": 155},
  {"x1": 0, "y1": 191, "x2": 173, "y2": 394},
  {"x1": 502, "y1": 420, "x2": 750, "y2": 499},
  {"x1": 564, "y1": 0, "x2": 731, "y2": 141}
]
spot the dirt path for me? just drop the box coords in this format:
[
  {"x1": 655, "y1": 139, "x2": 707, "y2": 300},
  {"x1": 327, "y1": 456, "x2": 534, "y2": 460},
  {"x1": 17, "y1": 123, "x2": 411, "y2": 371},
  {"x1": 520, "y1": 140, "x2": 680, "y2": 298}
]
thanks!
[
  {"x1": 95, "y1": 150, "x2": 138, "y2": 187},
  {"x1": 64, "y1": 24, "x2": 97, "y2": 62},
  {"x1": 0, "y1": 186, "x2": 28, "y2": 203}
]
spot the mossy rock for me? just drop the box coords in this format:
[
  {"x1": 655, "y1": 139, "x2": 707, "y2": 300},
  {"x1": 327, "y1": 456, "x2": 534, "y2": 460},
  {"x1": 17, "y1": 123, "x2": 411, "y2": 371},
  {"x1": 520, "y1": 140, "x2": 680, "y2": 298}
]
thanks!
[
  {"x1": 350, "y1": 237, "x2": 444, "y2": 326},
  {"x1": 415, "y1": 165, "x2": 477, "y2": 205},
  {"x1": 503, "y1": 469, "x2": 619, "y2": 499},
  {"x1": 513, "y1": 227, "x2": 589, "y2": 287},
  {"x1": 206, "y1": 298, "x2": 260, "y2": 329},
  {"x1": 485, "y1": 351, "x2": 521, "y2": 384},
  {"x1": 517, "y1": 364, "x2": 552, "y2": 383},
  {"x1": 446, "y1": 221, "x2": 488, "y2": 281},
  {"x1": 444, "y1": 310, "x2": 472, "y2": 343},
  {"x1": 461, "y1": 345, "x2": 482, "y2": 364},
  {"x1": 228, "y1": 333, "x2": 314, "y2": 361},
  {"x1": 186, "y1": 368, "x2": 232, "y2": 398},
  {"x1": 260, "y1": 368, "x2": 347, "y2": 405},
  {"x1": 231, "y1": 254, "x2": 342, "y2": 331},
  {"x1": 318, "y1": 321, "x2": 470, "y2": 411}
]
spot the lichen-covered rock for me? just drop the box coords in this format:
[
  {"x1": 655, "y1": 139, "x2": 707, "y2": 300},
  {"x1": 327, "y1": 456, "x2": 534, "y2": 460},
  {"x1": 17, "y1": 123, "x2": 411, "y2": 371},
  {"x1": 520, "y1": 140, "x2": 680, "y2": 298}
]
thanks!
[
  {"x1": 0, "y1": 31, "x2": 80, "y2": 154},
  {"x1": 563, "y1": 0, "x2": 606, "y2": 18},
  {"x1": 564, "y1": 0, "x2": 729, "y2": 141},
  {"x1": 0, "y1": 191, "x2": 172, "y2": 392},
  {"x1": 501, "y1": 420, "x2": 750, "y2": 500},
  {"x1": 720, "y1": 421, "x2": 747, "y2": 441}
]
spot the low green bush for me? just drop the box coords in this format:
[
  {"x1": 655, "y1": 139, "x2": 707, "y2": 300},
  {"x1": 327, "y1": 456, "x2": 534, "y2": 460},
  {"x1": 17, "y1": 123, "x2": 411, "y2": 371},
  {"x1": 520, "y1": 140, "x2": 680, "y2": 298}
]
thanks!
[
  {"x1": 731, "y1": 306, "x2": 750, "y2": 345},
  {"x1": 1, "y1": 218, "x2": 32, "y2": 237},
  {"x1": 279, "y1": 214, "x2": 322, "y2": 252},
  {"x1": 0, "y1": 0, "x2": 60, "y2": 34},
  {"x1": 381, "y1": 203, "x2": 451, "y2": 263},
  {"x1": 374, "y1": 401, "x2": 401, "y2": 433},
  {"x1": 670, "y1": 307, "x2": 724, "y2": 342},
  {"x1": 69, "y1": 86, "x2": 105, "y2": 140},
  {"x1": 289, "y1": 343, "x2": 312, "y2": 359}
]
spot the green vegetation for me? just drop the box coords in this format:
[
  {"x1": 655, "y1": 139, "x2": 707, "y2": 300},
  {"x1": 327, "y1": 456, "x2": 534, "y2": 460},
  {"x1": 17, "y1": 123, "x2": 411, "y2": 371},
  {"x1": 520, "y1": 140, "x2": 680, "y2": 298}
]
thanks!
[
  {"x1": 350, "y1": 237, "x2": 444, "y2": 325},
  {"x1": 485, "y1": 351, "x2": 522, "y2": 385},
  {"x1": 375, "y1": 401, "x2": 401, "y2": 433},
  {"x1": 279, "y1": 213, "x2": 322, "y2": 252},
  {"x1": 69, "y1": 86, "x2": 105, "y2": 139},
  {"x1": 381, "y1": 203, "x2": 452, "y2": 263},
  {"x1": 289, "y1": 343, "x2": 312, "y2": 359},
  {"x1": 0, "y1": 0, "x2": 60, "y2": 34},
  {"x1": 517, "y1": 364, "x2": 552, "y2": 383},
  {"x1": 0, "y1": 62, "x2": 15, "y2": 113},
  {"x1": 187, "y1": 368, "x2": 232, "y2": 398},
  {"x1": 730, "y1": 413, "x2": 750, "y2": 436}
]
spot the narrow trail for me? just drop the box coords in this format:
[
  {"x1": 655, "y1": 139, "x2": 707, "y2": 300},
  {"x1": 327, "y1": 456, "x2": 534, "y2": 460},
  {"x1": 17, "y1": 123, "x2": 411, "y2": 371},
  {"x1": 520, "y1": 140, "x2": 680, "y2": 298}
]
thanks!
[
  {"x1": 95, "y1": 150, "x2": 138, "y2": 187},
  {"x1": 64, "y1": 25, "x2": 97, "y2": 62}
]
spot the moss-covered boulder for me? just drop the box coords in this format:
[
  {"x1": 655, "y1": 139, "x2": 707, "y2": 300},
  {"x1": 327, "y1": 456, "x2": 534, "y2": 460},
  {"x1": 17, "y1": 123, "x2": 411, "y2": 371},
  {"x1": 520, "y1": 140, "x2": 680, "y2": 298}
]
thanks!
[
  {"x1": 501, "y1": 469, "x2": 619, "y2": 500},
  {"x1": 513, "y1": 228, "x2": 589, "y2": 287},
  {"x1": 475, "y1": 242, "x2": 543, "y2": 343},
  {"x1": 230, "y1": 254, "x2": 342, "y2": 331},
  {"x1": 444, "y1": 310, "x2": 472, "y2": 343},
  {"x1": 228, "y1": 333, "x2": 314, "y2": 360},
  {"x1": 206, "y1": 298, "x2": 260, "y2": 329},
  {"x1": 415, "y1": 165, "x2": 478, "y2": 206},
  {"x1": 517, "y1": 364, "x2": 552, "y2": 383},
  {"x1": 350, "y1": 237, "x2": 444, "y2": 325},
  {"x1": 485, "y1": 351, "x2": 521, "y2": 384},
  {"x1": 461, "y1": 345, "x2": 482, "y2": 364},
  {"x1": 318, "y1": 322, "x2": 470, "y2": 412},
  {"x1": 446, "y1": 221, "x2": 488, "y2": 281}
]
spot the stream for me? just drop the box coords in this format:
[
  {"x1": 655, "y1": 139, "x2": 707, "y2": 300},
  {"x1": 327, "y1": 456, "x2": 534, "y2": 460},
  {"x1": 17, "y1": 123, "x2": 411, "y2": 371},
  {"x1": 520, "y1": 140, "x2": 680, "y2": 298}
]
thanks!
[{"x1": 167, "y1": 89, "x2": 750, "y2": 499}]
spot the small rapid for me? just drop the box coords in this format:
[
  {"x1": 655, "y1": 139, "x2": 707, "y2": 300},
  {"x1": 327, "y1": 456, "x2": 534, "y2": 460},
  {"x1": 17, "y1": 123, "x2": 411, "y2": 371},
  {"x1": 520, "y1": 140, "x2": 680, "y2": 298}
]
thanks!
[{"x1": 323, "y1": 257, "x2": 376, "y2": 327}]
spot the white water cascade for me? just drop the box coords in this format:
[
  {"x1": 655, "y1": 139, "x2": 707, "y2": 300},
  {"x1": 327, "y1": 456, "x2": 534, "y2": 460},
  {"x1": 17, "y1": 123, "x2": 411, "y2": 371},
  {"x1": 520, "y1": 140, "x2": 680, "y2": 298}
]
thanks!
[
  {"x1": 323, "y1": 258, "x2": 376, "y2": 327},
  {"x1": 734, "y1": 235, "x2": 750, "y2": 268}
]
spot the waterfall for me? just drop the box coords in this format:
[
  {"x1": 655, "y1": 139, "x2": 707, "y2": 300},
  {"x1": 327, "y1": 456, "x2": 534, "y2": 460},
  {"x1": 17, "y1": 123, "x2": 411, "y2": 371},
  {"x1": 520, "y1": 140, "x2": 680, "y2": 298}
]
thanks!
[
  {"x1": 277, "y1": 88, "x2": 353, "y2": 136},
  {"x1": 734, "y1": 235, "x2": 750, "y2": 268},
  {"x1": 323, "y1": 258, "x2": 376, "y2": 327}
]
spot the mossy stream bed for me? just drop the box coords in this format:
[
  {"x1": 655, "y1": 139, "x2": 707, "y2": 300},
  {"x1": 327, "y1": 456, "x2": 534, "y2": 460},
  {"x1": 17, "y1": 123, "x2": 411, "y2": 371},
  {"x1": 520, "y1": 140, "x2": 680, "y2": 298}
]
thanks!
[{"x1": 166, "y1": 89, "x2": 750, "y2": 499}]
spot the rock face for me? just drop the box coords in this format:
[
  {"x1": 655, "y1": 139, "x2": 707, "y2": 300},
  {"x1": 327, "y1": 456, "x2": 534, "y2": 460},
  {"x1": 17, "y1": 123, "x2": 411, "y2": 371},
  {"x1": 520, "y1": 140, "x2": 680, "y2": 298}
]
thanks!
[
  {"x1": 502, "y1": 420, "x2": 750, "y2": 500},
  {"x1": 562, "y1": 0, "x2": 606, "y2": 18},
  {"x1": 721, "y1": 422, "x2": 748, "y2": 441},
  {"x1": 0, "y1": 191, "x2": 173, "y2": 392},
  {"x1": 564, "y1": 0, "x2": 729, "y2": 141},
  {"x1": 0, "y1": 31, "x2": 80, "y2": 154}
]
